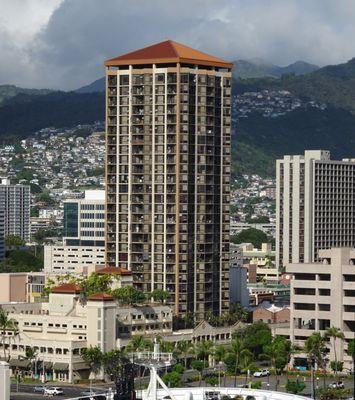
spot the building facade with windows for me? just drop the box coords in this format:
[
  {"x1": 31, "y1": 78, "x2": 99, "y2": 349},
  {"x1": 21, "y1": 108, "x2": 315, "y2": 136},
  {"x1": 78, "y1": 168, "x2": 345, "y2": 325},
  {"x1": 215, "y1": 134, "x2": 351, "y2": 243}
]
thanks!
[
  {"x1": 0, "y1": 208, "x2": 4, "y2": 261},
  {"x1": 44, "y1": 190, "x2": 105, "y2": 273},
  {"x1": 288, "y1": 247, "x2": 355, "y2": 371},
  {"x1": 0, "y1": 281, "x2": 172, "y2": 383},
  {"x1": 105, "y1": 40, "x2": 232, "y2": 317},
  {"x1": 276, "y1": 151, "x2": 355, "y2": 268},
  {"x1": 0, "y1": 178, "x2": 30, "y2": 242}
]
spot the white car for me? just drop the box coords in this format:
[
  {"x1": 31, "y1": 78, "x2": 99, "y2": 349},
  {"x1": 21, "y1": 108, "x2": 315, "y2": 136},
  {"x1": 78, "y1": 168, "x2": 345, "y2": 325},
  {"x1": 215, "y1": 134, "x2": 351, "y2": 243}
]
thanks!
[
  {"x1": 44, "y1": 387, "x2": 64, "y2": 396},
  {"x1": 253, "y1": 369, "x2": 270, "y2": 377}
]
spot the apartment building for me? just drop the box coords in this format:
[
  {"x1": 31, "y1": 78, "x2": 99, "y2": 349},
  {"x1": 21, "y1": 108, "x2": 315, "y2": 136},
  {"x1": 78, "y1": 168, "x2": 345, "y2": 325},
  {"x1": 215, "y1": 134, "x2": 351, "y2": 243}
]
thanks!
[
  {"x1": 105, "y1": 40, "x2": 232, "y2": 317},
  {"x1": 44, "y1": 190, "x2": 105, "y2": 273},
  {"x1": 0, "y1": 208, "x2": 4, "y2": 261},
  {"x1": 288, "y1": 247, "x2": 355, "y2": 370},
  {"x1": 0, "y1": 279, "x2": 173, "y2": 383},
  {"x1": 0, "y1": 178, "x2": 30, "y2": 242},
  {"x1": 276, "y1": 150, "x2": 355, "y2": 268}
]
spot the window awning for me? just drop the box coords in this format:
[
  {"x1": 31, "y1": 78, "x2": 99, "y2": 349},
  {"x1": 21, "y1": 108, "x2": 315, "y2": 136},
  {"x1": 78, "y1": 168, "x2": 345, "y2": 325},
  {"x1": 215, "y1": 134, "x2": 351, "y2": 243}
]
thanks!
[
  {"x1": 53, "y1": 362, "x2": 69, "y2": 371},
  {"x1": 9, "y1": 359, "x2": 31, "y2": 368},
  {"x1": 73, "y1": 362, "x2": 90, "y2": 371},
  {"x1": 39, "y1": 361, "x2": 53, "y2": 369}
]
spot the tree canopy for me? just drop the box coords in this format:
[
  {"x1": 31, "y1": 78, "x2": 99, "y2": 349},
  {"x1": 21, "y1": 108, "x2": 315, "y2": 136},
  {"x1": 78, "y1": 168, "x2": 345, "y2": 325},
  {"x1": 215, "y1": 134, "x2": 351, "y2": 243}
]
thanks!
[{"x1": 231, "y1": 228, "x2": 268, "y2": 248}]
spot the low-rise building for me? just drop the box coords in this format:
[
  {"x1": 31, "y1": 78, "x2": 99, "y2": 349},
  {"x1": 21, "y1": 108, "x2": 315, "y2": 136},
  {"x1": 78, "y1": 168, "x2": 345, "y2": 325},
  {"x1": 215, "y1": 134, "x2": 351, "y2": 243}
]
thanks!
[
  {"x1": 287, "y1": 247, "x2": 355, "y2": 370},
  {"x1": 252, "y1": 302, "x2": 290, "y2": 324},
  {"x1": 0, "y1": 281, "x2": 172, "y2": 383}
]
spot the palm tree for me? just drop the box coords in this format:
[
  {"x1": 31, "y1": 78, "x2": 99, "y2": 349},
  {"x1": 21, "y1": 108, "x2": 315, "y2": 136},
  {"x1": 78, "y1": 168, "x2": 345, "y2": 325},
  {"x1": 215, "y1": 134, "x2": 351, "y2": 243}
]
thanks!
[
  {"x1": 126, "y1": 335, "x2": 153, "y2": 352},
  {"x1": 156, "y1": 336, "x2": 174, "y2": 353},
  {"x1": 0, "y1": 308, "x2": 17, "y2": 360},
  {"x1": 325, "y1": 326, "x2": 345, "y2": 376},
  {"x1": 304, "y1": 332, "x2": 328, "y2": 393},
  {"x1": 213, "y1": 344, "x2": 226, "y2": 363},
  {"x1": 260, "y1": 337, "x2": 291, "y2": 391},
  {"x1": 81, "y1": 346, "x2": 103, "y2": 381},
  {"x1": 176, "y1": 340, "x2": 193, "y2": 368},
  {"x1": 347, "y1": 339, "x2": 355, "y2": 400},
  {"x1": 195, "y1": 340, "x2": 214, "y2": 368},
  {"x1": 229, "y1": 337, "x2": 249, "y2": 387},
  {"x1": 239, "y1": 349, "x2": 254, "y2": 385},
  {"x1": 25, "y1": 347, "x2": 38, "y2": 377}
]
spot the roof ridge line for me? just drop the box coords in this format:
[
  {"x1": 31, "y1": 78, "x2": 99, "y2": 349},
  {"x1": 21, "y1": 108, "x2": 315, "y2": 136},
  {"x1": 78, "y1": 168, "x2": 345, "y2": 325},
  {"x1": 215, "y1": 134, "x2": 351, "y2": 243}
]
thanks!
[{"x1": 169, "y1": 40, "x2": 181, "y2": 58}]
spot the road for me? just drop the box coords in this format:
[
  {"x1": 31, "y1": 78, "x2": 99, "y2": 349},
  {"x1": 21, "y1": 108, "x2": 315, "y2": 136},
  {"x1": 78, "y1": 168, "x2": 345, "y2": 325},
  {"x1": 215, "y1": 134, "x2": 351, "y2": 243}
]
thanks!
[
  {"x1": 10, "y1": 374, "x2": 355, "y2": 399},
  {"x1": 10, "y1": 383, "x2": 114, "y2": 400}
]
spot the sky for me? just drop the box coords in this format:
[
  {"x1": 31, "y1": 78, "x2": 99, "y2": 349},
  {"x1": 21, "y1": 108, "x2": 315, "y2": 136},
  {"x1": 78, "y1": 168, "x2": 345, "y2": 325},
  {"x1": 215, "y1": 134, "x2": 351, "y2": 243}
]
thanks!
[{"x1": 1, "y1": 0, "x2": 355, "y2": 90}]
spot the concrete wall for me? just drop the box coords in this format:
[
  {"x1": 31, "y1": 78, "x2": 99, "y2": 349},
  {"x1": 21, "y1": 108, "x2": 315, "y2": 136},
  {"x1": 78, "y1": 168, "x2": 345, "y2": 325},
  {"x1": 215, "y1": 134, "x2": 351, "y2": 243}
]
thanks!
[{"x1": 0, "y1": 362, "x2": 10, "y2": 400}]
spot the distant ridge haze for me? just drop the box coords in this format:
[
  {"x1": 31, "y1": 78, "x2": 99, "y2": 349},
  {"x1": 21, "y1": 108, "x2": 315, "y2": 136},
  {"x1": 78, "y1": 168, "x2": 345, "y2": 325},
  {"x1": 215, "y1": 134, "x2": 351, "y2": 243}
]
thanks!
[{"x1": 75, "y1": 59, "x2": 320, "y2": 93}]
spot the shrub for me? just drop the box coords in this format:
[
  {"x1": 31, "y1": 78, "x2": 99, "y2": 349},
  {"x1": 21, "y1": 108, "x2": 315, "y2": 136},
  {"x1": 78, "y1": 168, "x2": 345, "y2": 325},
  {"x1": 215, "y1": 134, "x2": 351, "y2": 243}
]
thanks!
[
  {"x1": 173, "y1": 363, "x2": 184, "y2": 374},
  {"x1": 286, "y1": 380, "x2": 306, "y2": 394},
  {"x1": 205, "y1": 375, "x2": 219, "y2": 386},
  {"x1": 250, "y1": 381, "x2": 262, "y2": 389}
]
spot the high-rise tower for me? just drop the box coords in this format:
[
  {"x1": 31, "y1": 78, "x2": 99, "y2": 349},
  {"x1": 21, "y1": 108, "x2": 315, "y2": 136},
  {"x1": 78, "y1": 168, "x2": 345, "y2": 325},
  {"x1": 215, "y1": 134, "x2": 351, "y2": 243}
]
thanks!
[
  {"x1": 276, "y1": 150, "x2": 355, "y2": 268},
  {"x1": 105, "y1": 40, "x2": 232, "y2": 317}
]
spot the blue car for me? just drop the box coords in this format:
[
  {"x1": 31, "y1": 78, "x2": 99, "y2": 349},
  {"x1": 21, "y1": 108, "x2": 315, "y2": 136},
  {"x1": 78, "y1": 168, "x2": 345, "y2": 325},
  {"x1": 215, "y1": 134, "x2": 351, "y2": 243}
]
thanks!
[{"x1": 34, "y1": 386, "x2": 46, "y2": 393}]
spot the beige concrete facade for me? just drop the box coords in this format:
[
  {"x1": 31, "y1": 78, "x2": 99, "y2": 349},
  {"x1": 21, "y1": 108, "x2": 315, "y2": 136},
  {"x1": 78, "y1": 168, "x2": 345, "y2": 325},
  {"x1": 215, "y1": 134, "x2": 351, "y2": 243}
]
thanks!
[
  {"x1": 0, "y1": 272, "x2": 45, "y2": 303},
  {"x1": 288, "y1": 247, "x2": 355, "y2": 370},
  {"x1": 105, "y1": 45, "x2": 232, "y2": 318},
  {"x1": 0, "y1": 286, "x2": 172, "y2": 383}
]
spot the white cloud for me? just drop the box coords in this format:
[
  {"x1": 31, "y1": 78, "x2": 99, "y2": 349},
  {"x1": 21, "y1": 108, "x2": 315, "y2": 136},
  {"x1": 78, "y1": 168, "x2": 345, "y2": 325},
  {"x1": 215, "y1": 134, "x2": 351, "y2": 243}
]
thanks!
[{"x1": 1, "y1": 0, "x2": 355, "y2": 89}]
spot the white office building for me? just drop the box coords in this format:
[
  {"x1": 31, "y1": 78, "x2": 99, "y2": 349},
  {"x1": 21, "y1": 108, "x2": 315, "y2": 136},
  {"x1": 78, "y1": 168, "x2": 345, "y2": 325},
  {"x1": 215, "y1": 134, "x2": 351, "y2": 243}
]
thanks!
[
  {"x1": 44, "y1": 190, "x2": 105, "y2": 273},
  {"x1": 0, "y1": 178, "x2": 30, "y2": 242},
  {"x1": 276, "y1": 150, "x2": 355, "y2": 268}
]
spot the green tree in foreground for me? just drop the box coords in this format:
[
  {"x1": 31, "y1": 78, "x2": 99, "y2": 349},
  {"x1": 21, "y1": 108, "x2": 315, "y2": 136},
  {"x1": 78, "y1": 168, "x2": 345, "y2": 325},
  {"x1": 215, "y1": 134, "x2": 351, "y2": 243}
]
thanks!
[
  {"x1": 191, "y1": 360, "x2": 204, "y2": 386},
  {"x1": 126, "y1": 335, "x2": 153, "y2": 352},
  {"x1": 234, "y1": 321, "x2": 272, "y2": 358},
  {"x1": 260, "y1": 336, "x2": 292, "y2": 391},
  {"x1": 0, "y1": 309, "x2": 17, "y2": 360},
  {"x1": 81, "y1": 346, "x2": 103, "y2": 380},
  {"x1": 25, "y1": 347, "x2": 38, "y2": 376},
  {"x1": 176, "y1": 340, "x2": 194, "y2": 368},
  {"x1": 325, "y1": 326, "x2": 344, "y2": 377},
  {"x1": 163, "y1": 371, "x2": 182, "y2": 387},
  {"x1": 286, "y1": 380, "x2": 306, "y2": 394}
]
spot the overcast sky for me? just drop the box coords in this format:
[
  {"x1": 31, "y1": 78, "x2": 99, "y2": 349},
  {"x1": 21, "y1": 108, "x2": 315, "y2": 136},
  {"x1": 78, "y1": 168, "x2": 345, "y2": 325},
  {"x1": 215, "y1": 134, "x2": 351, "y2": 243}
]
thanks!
[{"x1": 1, "y1": 0, "x2": 355, "y2": 90}]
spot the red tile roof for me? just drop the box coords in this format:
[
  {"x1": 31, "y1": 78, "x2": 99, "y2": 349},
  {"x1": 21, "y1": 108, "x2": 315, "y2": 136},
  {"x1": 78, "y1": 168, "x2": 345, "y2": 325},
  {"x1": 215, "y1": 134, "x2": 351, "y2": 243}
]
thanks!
[
  {"x1": 87, "y1": 293, "x2": 114, "y2": 302},
  {"x1": 96, "y1": 267, "x2": 132, "y2": 276},
  {"x1": 51, "y1": 283, "x2": 81, "y2": 294},
  {"x1": 105, "y1": 40, "x2": 232, "y2": 69}
]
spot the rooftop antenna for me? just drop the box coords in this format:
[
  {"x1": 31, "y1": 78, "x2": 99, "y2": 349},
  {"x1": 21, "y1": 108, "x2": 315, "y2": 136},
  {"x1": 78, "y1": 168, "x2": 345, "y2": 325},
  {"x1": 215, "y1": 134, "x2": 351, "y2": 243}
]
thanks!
[{"x1": 129, "y1": 338, "x2": 176, "y2": 400}]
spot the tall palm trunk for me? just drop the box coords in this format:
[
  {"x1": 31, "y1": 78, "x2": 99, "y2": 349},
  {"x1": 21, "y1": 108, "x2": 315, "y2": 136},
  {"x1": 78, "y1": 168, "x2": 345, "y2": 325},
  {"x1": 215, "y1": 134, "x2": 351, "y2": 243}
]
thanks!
[{"x1": 333, "y1": 337, "x2": 337, "y2": 377}]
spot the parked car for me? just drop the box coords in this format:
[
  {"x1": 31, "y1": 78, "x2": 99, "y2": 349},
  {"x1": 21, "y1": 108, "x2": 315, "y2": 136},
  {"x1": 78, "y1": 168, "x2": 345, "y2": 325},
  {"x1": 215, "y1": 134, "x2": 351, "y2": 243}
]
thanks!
[
  {"x1": 33, "y1": 386, "x2": 46, "y2": 393},
  {"x1": 44, "y1": 387, "x2": 64, "y2": 396},
  {"x1": 329, "y1": 381, "x2": 344, "y2": 389},
  {"x1": 253, "y1": 369, "x2": 270, "y2": 377}
]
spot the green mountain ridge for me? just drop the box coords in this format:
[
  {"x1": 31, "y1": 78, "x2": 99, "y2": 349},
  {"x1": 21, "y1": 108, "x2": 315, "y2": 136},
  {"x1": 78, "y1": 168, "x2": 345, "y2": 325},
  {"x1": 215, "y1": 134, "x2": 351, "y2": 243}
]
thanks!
[
  {"x1": 0, "y1": 84, "x2": 52, "y2": 105},
  {"x1": 0, "y1": 57, "x2": 355, "y2": 177},
  {"x1": 235, "y1": 57, "x2": 355, "y2": 114},
  {"x1": 232, "y1": 59, "x2": 319, "y2": 79}
]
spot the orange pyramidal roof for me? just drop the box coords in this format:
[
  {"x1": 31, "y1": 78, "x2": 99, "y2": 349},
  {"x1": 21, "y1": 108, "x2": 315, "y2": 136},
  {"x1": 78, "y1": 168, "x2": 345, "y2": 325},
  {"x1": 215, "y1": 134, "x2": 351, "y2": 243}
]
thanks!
[{"x1": 105, "y1": 40, "x2": 233, "y2": 69}]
